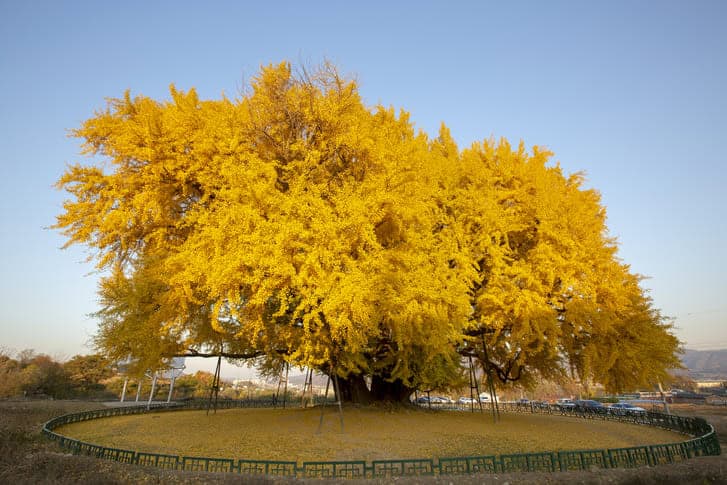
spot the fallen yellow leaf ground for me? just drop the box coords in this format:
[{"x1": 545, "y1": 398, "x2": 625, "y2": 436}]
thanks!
[{"x1": 57, "y1": 407, "x2": 685, "y2": 462}]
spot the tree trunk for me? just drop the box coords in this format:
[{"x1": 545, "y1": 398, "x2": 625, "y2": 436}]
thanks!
[
  {"x1": 336, "y1": 374, "x2": 373, "y2": 405},
  {"x1": 335, "y1": 373, "x2": 414, "y2": 405},
  {"x1": 370, "y1": 375, "x2": 414, "y2": 403}
]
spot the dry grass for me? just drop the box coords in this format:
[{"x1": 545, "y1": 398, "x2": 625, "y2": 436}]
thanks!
[
  {"x1": 56, "y1": 406, "x2": 685, "y2": 462},
  {"x1": 0, "y1": 400, "x2": 271, "y2": 484},
  {"x1": 671, "y1": 403, "x2": 727, "y2": 438}
]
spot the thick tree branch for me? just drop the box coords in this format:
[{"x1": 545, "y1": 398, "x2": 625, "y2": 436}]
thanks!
[{"x1": 177, "y1": 348, "x2": 264, "y2": 360}]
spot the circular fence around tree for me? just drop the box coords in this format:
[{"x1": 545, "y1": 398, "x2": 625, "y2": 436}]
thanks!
[{"x1": 42, "y1": 399, "x2": 721, "y2": 479}]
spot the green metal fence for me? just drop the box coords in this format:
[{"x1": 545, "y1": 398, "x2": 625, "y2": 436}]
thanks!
[{"x1": 41, "y1": 398, "x2": 721, "y2": 478}]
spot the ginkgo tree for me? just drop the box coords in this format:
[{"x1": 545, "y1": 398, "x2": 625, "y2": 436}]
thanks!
[{"x1": 55, "y1": 61, "x2": 680, "y2": 403}]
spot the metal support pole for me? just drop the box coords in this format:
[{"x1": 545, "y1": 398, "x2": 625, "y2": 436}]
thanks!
[
  {"x1": 120, "y1": 377, "x2": 128, "y2": 402},
  {"x1": 490, "y1": 372, "x2": 500, "y2": 418},
  {"x1": 207, "y1": 354, "x2": 222, "y2": 415},
  {"x1": 282, "y1": 362, "x2": 289, "y2": 409},
  {"x1": 468, "y1": 355, "x2": 484, "y2": 413},
  {"x1": 274, "y1": 374, "x2": 282, "y2": 407},
  {"x1": 317, "y1": 374, "x2": 332, "y2": 434},
  {"x1": 658, "y1": 381, "x2": 671, "y2": 414},
  {"x1": 167, "y1": 376, "x2": 176, "y2": 403},
  {"x1": 301, "y1": 368, "x2": 313, "y2": 408},
  {"x1": 467, "y1": 355, "x2": 481, "y2": 413},
  {"x1": 147, "y1": 374, "x2": 157, "y2": 410},
  {"x1": 135, "y1": 380, "x2": 142, "y2": 402},
  {"x1": 332, "y1": 372, "x2": 344, "y2": 433},
  {"x1": 481, "y1": 333, "x2": 500, "y2": 423},
  {"x1": 317, "y1": 360, "x2": 345, "y2": 434}
]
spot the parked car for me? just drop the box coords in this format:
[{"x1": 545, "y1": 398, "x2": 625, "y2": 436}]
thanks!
[
  {"x1": 609, "y1": 402, "x2": 647, "y2": 415},
  {"x1": 457, "y1": 396, "x2": 476, "y2": 404},
  {"x1": 416, "y1": 395, "x2": 453, "y2": 405},
  {"x1": 555, "y1": 398, "x2": 575, "y2": 410},
  {"x1": 573, "y1": 399, "x2": 607, "y2": 413}
]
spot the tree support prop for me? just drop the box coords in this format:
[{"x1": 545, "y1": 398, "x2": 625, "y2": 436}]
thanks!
[
  {"x1": 301, "y1": 368, "x2": 314, "y2": 408},
  {"x1": 206, "y1": 353, "x2": 222, "y2": 415},
  {"x1": 468, "y1": 355, "x2": 484, "y2": 414},
  {"x1": 481, "y1": 333, "x2": 500, "y2": 423},
  {"x1": 316, "y1": 366, "x2": 344, "y2": 434},
  {"x1": 275, "y1": 362, "x2": 290, "y2": 409}
]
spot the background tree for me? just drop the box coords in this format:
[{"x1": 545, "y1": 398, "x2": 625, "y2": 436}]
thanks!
[
  {"x1": 63, "y1": 354, "x2": 114, "y2": 395},
  {"x1": 0, "y1": 349, "x2": 24, "y2": 397},
  {"x1": 20, "y1": 354, "x2": 71, "y2": 398},
  {"x1": 0, "y1": 350, "x2": 73, "y2": 399},
  {"x1": 172, "y1": 371, "x2": 225, "y2": 399},
  {"x1": 55, "y1": 61, "x2": 681, "y2": 403}
]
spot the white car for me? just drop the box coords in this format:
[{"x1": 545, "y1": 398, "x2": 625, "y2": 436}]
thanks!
[
  {"x1": 555, "y1": 398, "x2": 575, "y2": 409},
  {"x1": 609, "y1": 402, "x2": 647, "y2": 415}
]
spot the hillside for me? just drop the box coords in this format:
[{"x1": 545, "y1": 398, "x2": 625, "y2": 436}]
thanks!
[{"x1": 682, "y1": 349, "x2": 727, "y2": 380}]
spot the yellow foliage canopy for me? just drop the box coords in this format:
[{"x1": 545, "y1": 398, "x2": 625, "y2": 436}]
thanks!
[{"x1": 55, "y1": 62, "x2": 680, "y2": 397}]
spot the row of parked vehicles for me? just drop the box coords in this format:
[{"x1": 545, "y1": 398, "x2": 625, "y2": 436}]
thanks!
[
  {"x1": 553, "y1": 398, "x2": 648, "y2": 415},
  {"x1": 415, "y1": 395, "x2": 649, "y2": 416},
  {"x1": 415, "y1": 394, "x2": 494, "y2": 405}
]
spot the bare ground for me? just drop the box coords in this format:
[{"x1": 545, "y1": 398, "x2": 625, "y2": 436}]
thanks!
[{"x1": 1, "y1": 400, "x2": 724, "y2": 484}]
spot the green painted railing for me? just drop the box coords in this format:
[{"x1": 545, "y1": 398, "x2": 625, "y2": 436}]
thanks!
[{"x1": 41, "y1": 398, "x2": 721, "y2": 478}]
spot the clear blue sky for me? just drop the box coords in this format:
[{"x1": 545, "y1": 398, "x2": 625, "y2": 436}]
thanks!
[{"x1": 1, "y1": 1, "x2": 725, "y2": 378}]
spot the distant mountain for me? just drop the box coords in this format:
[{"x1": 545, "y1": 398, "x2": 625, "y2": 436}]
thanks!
[
  {"x1": 681, "y1": 349, "x2": 727, "y2": 379},
  {"x1": 288, "y1": 372, "x2": 329, "y2": 387}
]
